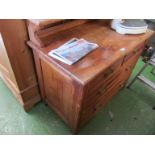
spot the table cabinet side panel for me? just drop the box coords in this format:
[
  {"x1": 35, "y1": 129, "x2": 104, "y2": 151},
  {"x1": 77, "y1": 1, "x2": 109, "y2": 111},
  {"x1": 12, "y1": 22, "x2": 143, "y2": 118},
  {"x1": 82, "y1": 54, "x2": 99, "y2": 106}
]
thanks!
[{"x1": 40, "y1": 58, "x2": 83, "y2": 130}]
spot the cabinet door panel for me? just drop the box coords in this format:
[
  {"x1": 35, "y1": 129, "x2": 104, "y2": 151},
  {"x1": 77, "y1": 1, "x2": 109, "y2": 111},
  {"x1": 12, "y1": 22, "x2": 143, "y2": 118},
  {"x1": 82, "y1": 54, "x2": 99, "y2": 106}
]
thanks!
[
  {"x1": 41, "y1": 59, "x2": 76, "y2": 122},
  {"x1": 0, "y1": 33, "x2": 17, "y2": 86}
]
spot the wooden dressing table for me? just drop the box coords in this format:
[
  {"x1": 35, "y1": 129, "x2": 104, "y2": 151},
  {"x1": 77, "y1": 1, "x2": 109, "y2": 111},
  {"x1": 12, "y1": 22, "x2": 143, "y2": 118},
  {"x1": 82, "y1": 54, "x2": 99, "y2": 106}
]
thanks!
[{"x1": 27, "y1": 19, "x2": 154, "y2": 133}]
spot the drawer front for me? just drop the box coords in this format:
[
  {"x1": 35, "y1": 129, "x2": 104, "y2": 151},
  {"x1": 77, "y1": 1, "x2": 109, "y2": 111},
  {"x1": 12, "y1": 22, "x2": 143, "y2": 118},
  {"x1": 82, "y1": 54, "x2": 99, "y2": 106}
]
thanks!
[
  {"x1": 80, "y1": 43, "x2": 146, "y2": 127},
  {"x1": 123, "y1": 43, "x2": 145, "y2": 63},
  {"x1": 87, "y1": 57, "x2": 123, "y2": 95},
  {"x1": 83, "y1": 68, "x2": 121, "y2": 109},
  {"x1": 79, "y1": 49, "x2": 142, "y2": 126},
  {"x1": 80, "y1": 76, "x2": 126, "y2": 127},
  {"x1": 120, "y1": 47, "x2": 142, "y2": 82}
]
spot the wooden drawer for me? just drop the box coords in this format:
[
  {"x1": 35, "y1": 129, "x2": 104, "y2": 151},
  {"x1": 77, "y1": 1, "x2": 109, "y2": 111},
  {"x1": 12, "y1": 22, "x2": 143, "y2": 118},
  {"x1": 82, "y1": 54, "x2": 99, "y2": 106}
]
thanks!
[
  {"x1": 81, "y1": 57, "x2": 124, "y2": 110},
  {"x1": 79, "y1": 51, "x2": 142, "y2": 126},
  {"x1": 121, "y1": 47, "x2": 143, "y2": 80},
  {"x1": 83, "y1": 68, "x2": 121, "y2": 109},
  {"x1": 87, "y1": 57, "x2": 123, "y2": 95},
  {"x1": 80, "y1": 76, "x2": 126, "y2": 127},
  {"x1": 123, "y1": 43, "x2": 145, "y2": 63}
]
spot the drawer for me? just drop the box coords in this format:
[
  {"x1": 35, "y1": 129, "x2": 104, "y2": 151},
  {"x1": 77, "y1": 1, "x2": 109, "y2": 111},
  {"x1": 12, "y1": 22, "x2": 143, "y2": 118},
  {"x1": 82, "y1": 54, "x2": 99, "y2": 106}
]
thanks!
[
  {"x1": 119, "y1": 49, "x2": 142, "y2": 83},
  {"x1": 123, "y1": 49, "x2": 142, "y2": 72},
  {"x1": 123, "y1": 43, "x2": 145, "y2": 63},
  {"x1": 87, "y1": 57, "x2": 123, "y2": 95},
  {"x1": 80, "y1": 49, "x2": 142, "y2": 126},
  {"x1": 80, "y1": 77, "x2": 126, "y2": 127},
  {"x1": 95, "y1": 80, "x2": 126, "y2": 111},
  {"x1": 83, "y1": 68, "x2": 121, "y2": 109}
]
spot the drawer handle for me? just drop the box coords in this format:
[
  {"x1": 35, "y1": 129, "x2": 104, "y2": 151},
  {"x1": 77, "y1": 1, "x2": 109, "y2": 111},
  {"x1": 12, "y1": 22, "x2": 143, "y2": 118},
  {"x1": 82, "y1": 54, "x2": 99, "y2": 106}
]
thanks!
[
  {"x1": 104, "y1": 68, "x2": 114, "y2": 78},
  {"x1": 119, "y1": 82, "x2": 125, "y2": 88},
  {"x1": 125, "y1": 67, "x2": 129, "y2": 71},
  {"x1": 125, "y1": 65, "x2": 133, "y2": 71},
  {"x1": 97, "y1": 85, "x2": 107, "y2": 95},
  {"x1": 133, "y1": 50, "x2": 137, "y2": 54}
]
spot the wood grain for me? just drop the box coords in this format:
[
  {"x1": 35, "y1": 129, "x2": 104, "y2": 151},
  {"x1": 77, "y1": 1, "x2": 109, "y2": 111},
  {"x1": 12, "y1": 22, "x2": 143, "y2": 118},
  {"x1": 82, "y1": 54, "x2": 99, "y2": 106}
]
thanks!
[
  {"x1": 27, "y1": 19, "x2": 66, "y2": 29},
  {"x1": 27, "y1": 19, "x2": 90, "y2": 47},
  {"x1": 0, "y1": 19, "x2": 41, "y2": 110}
]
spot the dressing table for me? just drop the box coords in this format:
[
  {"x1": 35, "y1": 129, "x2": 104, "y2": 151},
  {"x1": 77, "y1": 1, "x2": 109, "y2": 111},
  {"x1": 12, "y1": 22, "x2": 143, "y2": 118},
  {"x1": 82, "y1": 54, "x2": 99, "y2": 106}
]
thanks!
[{"x1": 27, "y1": 19, "x2": 154, "y2": 133}]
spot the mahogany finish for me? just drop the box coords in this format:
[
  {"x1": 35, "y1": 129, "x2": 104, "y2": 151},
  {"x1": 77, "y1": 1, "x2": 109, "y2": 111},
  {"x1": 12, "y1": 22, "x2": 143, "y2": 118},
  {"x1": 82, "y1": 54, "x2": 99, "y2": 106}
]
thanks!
[
  {"x1": 27, "y1": 19, "x2": 154, "y2": 133},
  {"x1": 0, "y1": 20, "x2": 41, "y2": 110}
]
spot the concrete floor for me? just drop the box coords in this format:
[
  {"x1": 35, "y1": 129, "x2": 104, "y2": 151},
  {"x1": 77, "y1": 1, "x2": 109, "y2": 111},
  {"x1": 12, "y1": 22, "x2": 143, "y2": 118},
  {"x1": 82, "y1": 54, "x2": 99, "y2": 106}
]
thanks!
[{"x1": 0, "y1": 58, "x2": 155, "y2": 135}]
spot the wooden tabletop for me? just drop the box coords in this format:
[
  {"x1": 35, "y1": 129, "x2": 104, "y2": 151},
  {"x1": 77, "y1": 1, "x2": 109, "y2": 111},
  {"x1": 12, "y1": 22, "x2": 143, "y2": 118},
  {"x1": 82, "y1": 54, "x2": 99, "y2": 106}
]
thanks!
[{"x1": 28, "y1": 20, "x2": 154, "y2": 84}]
